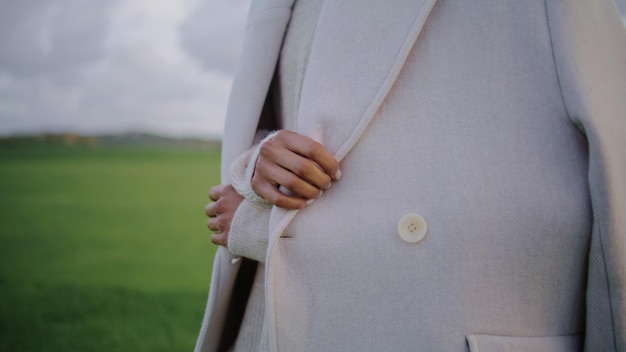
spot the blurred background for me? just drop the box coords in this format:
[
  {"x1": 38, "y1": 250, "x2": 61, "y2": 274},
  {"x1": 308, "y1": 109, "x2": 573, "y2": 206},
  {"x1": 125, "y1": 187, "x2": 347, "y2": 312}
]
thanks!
[
  {"x1": 0, "y1": 1, "x2": 625, "y2": 351},
  {"x1": 0, "y1": 0, "x2": 249, "y2": 351}
]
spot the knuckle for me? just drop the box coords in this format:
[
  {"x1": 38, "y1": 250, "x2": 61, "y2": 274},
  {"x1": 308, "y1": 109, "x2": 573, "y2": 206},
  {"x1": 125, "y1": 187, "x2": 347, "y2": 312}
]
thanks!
[
  {"x1": 282, "y1": 176, "x2": 298, "y2": 190},
  {"x1": 259, "y1": 141, "x2": 275, "y2": 157},
  {"x1": 270, "y1": 193, "x2": 285, "y2": 206},
  {"x1": 313, "y1": 146, "x2": 328, "y2": 162},
  {"x1": 302, "y1": 137, "x2": 318, "y2": 151},
  {"x1": 293, "y1": 159, "x2": 310, "y2": 176},
  {"x1": 320, "y1": 174, "x2": 331, "y2": 187},
  {"x1": 254, "y1": 158, "x2": 266, "y2": 174},
  {"x1": 223, "y1": 187, "x2": 236, "y2": 199},
  {"x1": 299, "y1": 189, "x2": 314, "y2": 200},
  {"x1": 274, "y1": 130, "x2": 289, "y2": 141},
  {"x1": 222, "y1": 185, "x2": 233, "y2": 194},
  {"x1": 214, "y1": 200, "x2": 225, "y2": 214},
  {"x1": 259, "y1": 143, "x2": 269, "y2": 157},
  {"x1": 251, "y1": 176, "x2": 263, "y2": 192},
  {"x1": 306, "y1": 146, "x2": 323, "y2": 161},
  {"x1": 306, "y1": 188, "x2": 321, "y2": 199}
]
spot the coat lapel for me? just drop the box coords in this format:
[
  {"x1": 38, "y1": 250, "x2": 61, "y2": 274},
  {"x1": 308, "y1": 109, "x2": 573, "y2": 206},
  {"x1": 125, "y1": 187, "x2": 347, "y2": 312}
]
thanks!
[
  {"x1": 268, "y1": 0, "x2": 439, "y2": 236},
  {"x1": 265, "y1": 0, "x2": 438, "y2": 349},
  {"x1": 297, "y1": 0, "x2": 439, "y2": 159}
]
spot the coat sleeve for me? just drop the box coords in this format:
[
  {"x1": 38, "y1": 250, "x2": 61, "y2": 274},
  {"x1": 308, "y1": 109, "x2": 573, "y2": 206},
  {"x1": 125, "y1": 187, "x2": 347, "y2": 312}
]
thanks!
[
  {"x1": 546, "y1": 0, "x2": 626, "y2": 350},
  {"x1": 226, "y1": 131, "x2": 277, "y2": 263}
]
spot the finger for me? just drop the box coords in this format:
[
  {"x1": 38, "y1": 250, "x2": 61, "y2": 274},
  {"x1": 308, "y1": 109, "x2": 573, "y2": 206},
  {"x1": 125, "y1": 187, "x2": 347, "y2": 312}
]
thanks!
[
  {"x1": 211, "y1": 233, "x2": 227, "y2": 247},
  {"x1": 279, "y1": 131, "x2": 341, "y2": 180},
  {"x1": 280, "y1": 152, "x2": 333, "y2": 190},
  {"x1": 256, "y1": 158, "x2": 321, "y2": 199},
  {"x1": 208, "y1": 185, "x2": 224, "y2": 201},
  {"x1": 205, "y1": 202, "x2": 217, "y2": 217},
  {"x1": 253, "y1": 178, "x2": 308, "y2": 209},
  {"x1": 260, "y1": 141, "x2": 332, "y2": 190},
  {"x1": 220, "y1": 185, "x2": 245, "y2": 204},
  {"x1": 207, "y1": 218, "x2": 220, "y2": 232}
]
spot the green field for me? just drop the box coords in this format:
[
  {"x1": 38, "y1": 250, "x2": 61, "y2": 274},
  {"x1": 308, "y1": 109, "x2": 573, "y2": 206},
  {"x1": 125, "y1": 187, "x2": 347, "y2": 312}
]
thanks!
[{"x1": 0, "y1": 141, "x2": 221, "y2": 351}]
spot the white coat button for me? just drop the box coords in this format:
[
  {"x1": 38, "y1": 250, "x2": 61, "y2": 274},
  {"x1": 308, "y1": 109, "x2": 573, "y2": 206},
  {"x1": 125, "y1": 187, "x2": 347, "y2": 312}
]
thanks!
[{"x1": 397, "y1": 214, "x2": 427, "y2": 243}]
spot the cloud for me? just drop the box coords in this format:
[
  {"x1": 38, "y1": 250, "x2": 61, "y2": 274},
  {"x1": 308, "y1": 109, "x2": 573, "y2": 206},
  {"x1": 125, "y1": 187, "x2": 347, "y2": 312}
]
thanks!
[
  {"x1": 0, "y1": 0, "x2": 115, "y2": 78},
  {"x1": 0, "y1": 0, "x2": 623, "y2": 139},
  {"x1": 179, "y1": 0, "x2": 250, "y2": 74},
  {"x1": 0, "y1": 0, "x2": 251, "y2": 138}
]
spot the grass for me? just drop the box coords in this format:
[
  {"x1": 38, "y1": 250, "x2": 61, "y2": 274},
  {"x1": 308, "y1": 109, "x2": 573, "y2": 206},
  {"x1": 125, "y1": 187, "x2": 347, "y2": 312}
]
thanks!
[{"x1": 0, "y1": 142, "x2": 221, "y2": 351}]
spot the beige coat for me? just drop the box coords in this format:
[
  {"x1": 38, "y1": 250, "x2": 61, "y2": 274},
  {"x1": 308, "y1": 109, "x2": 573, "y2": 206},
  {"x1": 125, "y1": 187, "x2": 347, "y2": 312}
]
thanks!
[{"x1": 196, "y1": 0, "x2": 626, "y2": 351}]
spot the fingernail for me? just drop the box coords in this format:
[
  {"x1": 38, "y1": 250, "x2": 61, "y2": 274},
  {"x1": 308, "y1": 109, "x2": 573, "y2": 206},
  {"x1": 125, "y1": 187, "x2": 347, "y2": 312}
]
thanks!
[
  {"x1": 334, "y1": 169, "x2": 342, "y2": 180},
  {"x1": 324, "y1": 182, "x2": 332, "y2": 190},
  {"x1": 306, "y1": 199, "x2": 315, "y2": 206},
  {"x1": 316, "y1": 190, "x2": 323, "y2": 198}
]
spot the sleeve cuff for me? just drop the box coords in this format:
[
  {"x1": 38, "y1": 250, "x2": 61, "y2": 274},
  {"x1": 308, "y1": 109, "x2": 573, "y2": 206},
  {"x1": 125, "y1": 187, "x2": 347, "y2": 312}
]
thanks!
[
  {"x1": 227, "y1": 199, "x2": 272, "y2": 263},
  {"x1": 229, "y1": 130, "x2": 279, "y2": 205}
]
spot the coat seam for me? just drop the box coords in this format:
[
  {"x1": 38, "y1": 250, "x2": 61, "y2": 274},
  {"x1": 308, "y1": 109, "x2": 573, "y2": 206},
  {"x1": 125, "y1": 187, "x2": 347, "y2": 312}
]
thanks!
[
  {"x1": 542, "y1": 0, "x2": 581, "y2": 335},
  {"x1": 543, "y1": 0, "x2": 574, "y2": 129},
  {"x1": 543, "y1": 0, "x2": 617, "y2": 349},
  {"x1": 592, "y1": 205, "x2": 618, "y2": 350}
]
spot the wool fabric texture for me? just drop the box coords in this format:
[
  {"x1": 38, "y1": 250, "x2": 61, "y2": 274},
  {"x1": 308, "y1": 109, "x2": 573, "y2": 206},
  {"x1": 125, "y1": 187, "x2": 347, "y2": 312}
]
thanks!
[{"x1": 195, "y1": 0, "x2": 626, "y2": 351}]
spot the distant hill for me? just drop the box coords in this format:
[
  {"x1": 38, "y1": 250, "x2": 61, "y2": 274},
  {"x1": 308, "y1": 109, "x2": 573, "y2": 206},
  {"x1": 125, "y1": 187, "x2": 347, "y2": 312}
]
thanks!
[{"x1": 0, "y1": 133, "x2": 222, "y2": 150}]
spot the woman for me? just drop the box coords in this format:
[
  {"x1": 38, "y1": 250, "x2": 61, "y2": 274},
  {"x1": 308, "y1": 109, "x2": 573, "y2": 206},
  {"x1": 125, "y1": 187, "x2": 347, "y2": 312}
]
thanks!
[{"x1": 198, "y1": 0, "x2": 626, "y2": 351}]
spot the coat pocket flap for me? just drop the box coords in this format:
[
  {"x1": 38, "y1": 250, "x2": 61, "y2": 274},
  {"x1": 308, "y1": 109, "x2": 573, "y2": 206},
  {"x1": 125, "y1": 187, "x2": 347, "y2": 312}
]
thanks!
[{"x1": 466, "y1": 333, "x2": 583, "y2": 352}]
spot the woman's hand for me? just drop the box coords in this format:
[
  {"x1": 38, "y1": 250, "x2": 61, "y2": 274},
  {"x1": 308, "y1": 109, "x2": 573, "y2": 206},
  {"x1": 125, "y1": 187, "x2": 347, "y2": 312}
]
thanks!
[
  {"x1": 252, "y1": 130, "x2": 341, "y2": 209},
  {"x1": 205, "y1": 184, "x2": 244, "y2": 247}
]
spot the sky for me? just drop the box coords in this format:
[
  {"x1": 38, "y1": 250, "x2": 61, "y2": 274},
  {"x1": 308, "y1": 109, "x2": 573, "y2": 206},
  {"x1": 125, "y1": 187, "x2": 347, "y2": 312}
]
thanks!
[
  {"x1": 0, "y1": 1, "x2": 624, "y2": 139},
  {"x1": 0, "y1": 0, "x2": 250, "y2": 139}
]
